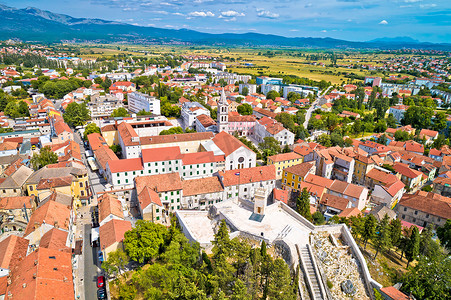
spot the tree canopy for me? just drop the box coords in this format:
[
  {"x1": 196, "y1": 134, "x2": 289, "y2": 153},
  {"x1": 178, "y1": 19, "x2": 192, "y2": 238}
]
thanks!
[
  {"x1": 30, "y1": 146, "x2": 58, "y2": 170},
  {"x1": 63, "y1": 102, "x2": 90, "y2": 127}
]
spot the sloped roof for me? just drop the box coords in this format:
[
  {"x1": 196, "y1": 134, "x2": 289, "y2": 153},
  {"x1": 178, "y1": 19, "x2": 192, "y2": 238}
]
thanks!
[
  {"x1": 39, "y1": 228, "x2": 71, "y2": 253},
  {"x1": 6, "y1": 247, "x2": 74, "y2": 300},
  {"x1": 0, "y1": 196, "x2": 34, "y2": 210},
  {"x1": 107, "y1": 158, "x2": 143, "y2": 173},
  {"x1": 24, "y1": 201, "x2": 71, "y2": 236},
  {"x1": 0, "y1": 235, "x2": 28, "y2": 271},
  {"x1": 218, "y1": 165, "x2": 276, "y2": 186},
  {"x1": 212, "y1": 131, "x2": 252, "y2": 156},
  {"x1": 182, "y1": 177, "x2": 224, "y2": 197},
  {"x1": 268, "y1": 152, "x2": 301, "y2": 163},
  {"x1": 135, "y1": 172, "x2": 182, "y2": 194},
  {"x1": 138, "y1": 186, "x2": 162, "y2": 209},
  {"x1": 99, "y1": 219, "x2": 132, "y2": 250},
  {"x1": 399, "y1": 193, "x2": 451, "y2": 220},
  {"x1": 140, "y1": 132, "x2": 213, "y2": 145},
  {"x1": 141, "y1": 146, "x2": 181, "y2": 163}
]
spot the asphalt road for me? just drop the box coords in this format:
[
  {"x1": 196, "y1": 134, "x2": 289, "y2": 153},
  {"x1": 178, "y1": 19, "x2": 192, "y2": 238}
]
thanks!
[
  {"x1": 302, "y1": 86, "x2": 333, "y2": 128},
  {"x1": 83, "y1": 223, "x2": 101, "y2": 300}
]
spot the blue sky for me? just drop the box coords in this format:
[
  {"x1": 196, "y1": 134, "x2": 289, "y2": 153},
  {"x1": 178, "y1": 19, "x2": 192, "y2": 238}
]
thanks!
[{"x1": 2, "y1": 0, "x2": 451, "y2": 43}]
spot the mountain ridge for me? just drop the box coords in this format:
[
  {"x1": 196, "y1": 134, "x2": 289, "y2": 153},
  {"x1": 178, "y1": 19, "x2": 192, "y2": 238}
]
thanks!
[{"x1": 0, "y1": 4, "x2": 449, "y2": 50}]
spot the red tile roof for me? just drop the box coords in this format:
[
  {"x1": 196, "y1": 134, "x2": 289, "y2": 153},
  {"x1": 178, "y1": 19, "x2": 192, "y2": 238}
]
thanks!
[
  {"x1": 39, "y1": 228, "x2": 71, "y2": 253},
  {"x1": 135, "y1": 172, "x2": 182, "y2": 194},
  {"x1": 0, "y1": 235, "x2": 28, "y2": 271},
  {"x1": 399, "y1": 193, "x2": 451, "y2": 220},
  {"x1": 142, "y1": 146, "x2": 181, "y2": 163},
  {"x1": 182, "y1": 151, "x2": 216, "y2": 165},
  {"x1": 107, "y1": 158, "x2": 143, "y2": 173},
  {"x1": 140, "y1": 132, "x2": 213, "y2": 145},
  {"x1": 53, "y1": 120, "x2": 72, "y2": 135},
  {"x1": 98, "y1": 193, "x2": 124, "y2": 224},
  {"x1": 320, "y1": 194, "x2": 349, "y2": 211},
  {"x1": 0, "y1": 196, "x2": 34, "y2": 210},
  {"x1": 212, "y1": 131, "x2": 252, "y2": 156},
  {"x1": 138, "y1": 186, "x2": 162, "y2": 209},
  {"x1": 304, "y1": 174, "x2": 334, "y2": 189},
  {"x1": 99, "y1": 219, "x2": 132, "y2": 250},
  {"x1": 182, "y1": 177, "x2": 224, "y2": 196},
  {"x1": 283, "y1": 162, "x2": 314, "y2": 178},
  {"x1": 380, "y1": 286, "x2": 412, "y2": 300},
  {"x1": 219, "y1": 165, "x2": 276, "y2": 186},
  {"x1": 87, "y1": 132, "x2": 108, "y2": 150},
  {"x1": 6, "y1": 248, "x2": 75, "y2": 300},
  {"x1": 24, "y1": 201, "x2": 71, "y2": 236},
  {"x1": 117, "y1": 121, "x2": 139, "y2": 146},
  {"x1": 273, "y1": 188, "x2": 289, "y2": 204},
  {"x1": 338, "y1": 207, "x2": 362, "y2": 218},
  {"x1": 268, "y1": 152, "x2": 301, "y2": 163}
]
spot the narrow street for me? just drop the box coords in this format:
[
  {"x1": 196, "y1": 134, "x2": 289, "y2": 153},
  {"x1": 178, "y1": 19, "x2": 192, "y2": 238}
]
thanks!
[
  {"x1": 83, "y1": 222, "x2": 101, "y2": 300},
  {"x1": 303, "y1": 86, "x2": 333, "y2": 128}
]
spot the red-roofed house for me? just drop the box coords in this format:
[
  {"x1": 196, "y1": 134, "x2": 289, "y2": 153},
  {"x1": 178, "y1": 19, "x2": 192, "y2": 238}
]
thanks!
[
  {"x1": 0, "y1": 235, "x2": 29, "y2": 277},
  {"x1": 99, "y1": 219, "x2": 132, "y2": 259},
  {"x1": 137, "y1": 186, "x2": 164, "y2": 223},
  {"x1": 209, "y1": 131, "x2": 256, "y2": 170},
  {"x1": 419, "y1": 128, "x2": 439, "y2": 144},
  {"x1": 106, "y1": 158, "x2": 143, "y2": 187}
]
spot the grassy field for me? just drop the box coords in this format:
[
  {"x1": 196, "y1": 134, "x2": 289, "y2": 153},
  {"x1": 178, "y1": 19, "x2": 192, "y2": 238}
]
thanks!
[{"x1": 71, "y1": 44, "x2": 412, "y2": 85}]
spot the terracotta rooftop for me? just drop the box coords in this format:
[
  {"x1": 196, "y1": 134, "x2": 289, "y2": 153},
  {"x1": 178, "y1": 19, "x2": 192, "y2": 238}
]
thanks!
[
  {"x1": 138, "y1": 186, "x2": 162, "y2": 209},
  {"x1": 182, "y1": 151, "x2": 216, "y2": 165},
  {"x1": 182, "y1": 177, "x2": 224, "y2": 197},
  {"x1": 268, "y1": 152, "x2": 301, "y2": 163},
  {"x1": 6, "y1": 247, "x2": 75, "y2": 300},
  {"x1": 99, "y1": 219, "x2": 132, "y2": 250},
  {"x1": 107, "y1": 157, "x2": 143, "y2": 173},
  {"x1": 0, "y1": 235, "x2": 28, "y2": 271},
  {"x1": 94, "y1": 146, "x2": 119, "y2": 170},
  {"x1": 39, "y1": 228, "x2": 71, "y2": 253},
  {"x1": 338, "y1": 207, "x2": 362, "y2": 218},
  {"x1": 0, "y1": 196, "x2": 34, "y2": 210},
  {"x1": 24, "y1": 201, "x2": 71, "y2": 236},
  {"x1": 304, "y1": 173, "x2": 334, "y2": 189},
  {"x1": 399, "y1": 193, "x2": 451, "y2": 220},
  {"x1": 36, "y1": 176, "x2": 72, "y2": 190},
  {"x1": 135, "y1": 172, "x2": 182, "y2": 194},
  {"x1": 320, "y1": 194, "x2": 350, "y2": 211},
  {"x1": 212, "y1": 131, "x2": 252, "y2": 156},
  {"x1": 98, "y1": 193, "x2": 124, "y2": 224},
  {"x1": 273, "y1": 188, "x2": 289, "y2": 204},
  {"x1": 140, "y1": 132, "x2": 213, "y2": 145},
  {"x1": 283, "y1": 162, "x2": 314, "y2": 178},
  {"x1": 87, "y1": 132, "x2": 108, "y2": 150},
  {"x1": 142, "y1": 146, "x2": 182, "y2": 163},
  {"x1": 117, "y1": 121, "x2": 139, "y2": 146},
  {"x1": 380, "y1": 286, "x2": 412, "y2": 300},
  {"x1": 218, "y1": 165, "x2": 276, "y2": 186}
]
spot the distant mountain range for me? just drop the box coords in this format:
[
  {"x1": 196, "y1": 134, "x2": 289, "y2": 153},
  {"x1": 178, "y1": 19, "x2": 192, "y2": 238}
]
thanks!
[{"x1": 0, "y1": 4, "x2": 449, "y2": 50}]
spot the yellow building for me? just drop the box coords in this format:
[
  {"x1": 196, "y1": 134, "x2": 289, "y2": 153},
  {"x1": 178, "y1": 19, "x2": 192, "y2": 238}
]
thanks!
[
  {"x1": 281, "y1": 162, "x2": 315, "y2": 192},
  {"x1": 26, "y1": 166, "x2": 90, "y2": 207},
  {"x1": 353, "y1": 154, "x2": 376, "y2": 185},
  {"x1": 267, "y1": 152, "x2": 303, "y2": 179},
  {"x1": 101, "y1": 124, "x2": 119, "y2": 146}
]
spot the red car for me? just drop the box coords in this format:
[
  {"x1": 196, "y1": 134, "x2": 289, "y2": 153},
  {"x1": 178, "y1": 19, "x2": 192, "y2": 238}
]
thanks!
[{"x1": 96, "y1": 275, "x2": 105, "y2": 288}]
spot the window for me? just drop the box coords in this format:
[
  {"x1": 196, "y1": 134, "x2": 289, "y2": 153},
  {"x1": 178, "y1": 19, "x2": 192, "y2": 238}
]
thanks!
[
  {"x1": 126, "y1": 179, "x2": 129, "y2": 183},
  {"x1": 148, "y1": 170, "x2": 151, "y2": 174},
  {"x1": 141, "y1": 170, "x2": 143, "y2": 174},
  {"x1": 177, "y1": 191, "x2": 179, "y2": 195},
  {"x1": 171, "y1": 199, "x2": 174, "y2": 203},
  {"x1": 117, "y1": 180, "x2": 120, "y2": 184},
  {"x1": 292, "y1": 175, "x2": 295, "y2": 180},
  {"x1": 403, "y1": 207, "x2": 407, "y2": 212},
  {"x1": 125, "y1": 172, "x2": 128, "y2": 176},
  {"x1": 29, "y1": 186, "x2": 33, "y2": 191},
  {"x1": 402, "y1": 215, "x2": 405, "y2": 219},
  {"x1": 414, "y1": 210, "x2": 418, "y2": 215},
  {"x1": 171, "y1": 191, "x2": 173, "y2": 196},
  {"x1": 81, "y1": 191, "x2": 84, "y2": 196},
  {"x1": 183, "y1": 166, "x2": 186, "y2": 170},
  {"x1": 156, "y1": 209, "x2": 159, "y2": 213},
  {"x1": 79, "y1": 182, "x2": 83, "y2": 187},
  {"x1": 156, "y1": 216, "x2": 160, "y2": 220},
  {"x1": 133, "y1": 171, "x2": 135, "y2": 175},
  {"x1": 162, "y1": 162, "x2": 165, "y2": 165},
  {"x1": 426, "y1": 214, "x2": 429, "y2": 218}
]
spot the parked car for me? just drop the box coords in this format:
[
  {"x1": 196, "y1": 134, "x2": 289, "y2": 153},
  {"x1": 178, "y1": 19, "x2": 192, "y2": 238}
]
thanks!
[
  {"x1": 96, "y1": 275, "x2": 105, "y2": 288},
  {"x1": 98, "y1": 251, "x2": 104, "y2": 263},
  {"x1": 97, "y1": 287, "x2": 106, "y2": 300}
]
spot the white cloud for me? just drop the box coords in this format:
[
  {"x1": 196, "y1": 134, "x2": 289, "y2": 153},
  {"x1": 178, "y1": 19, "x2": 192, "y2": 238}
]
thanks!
[
  {"x1": 221, "y1": 10, "x2": 245, "y2": 17},
  {"x1": 153, "y1": 10, "x2": 169, "y2": 15},
  {"x1": 173, "y1": 12, "x2": 184, "y2": 16},
  {"x1": 290, "y1": 29, "x2": 299, "y2": 32},
  {"x1": 379, "y1": 20, "x2": 388, "y2": 25},
  {"x1": 419, "y1": 3, "x2": 437, "y2": 8},
  {"x1": 188, "y1": 11, "x2": 215, "y2": 17},
  {"x1": 193, "y1": 0, "x2": 213, "y2": 3},
  {"x1": 321, "y1": 30, "x2": 327, "y2": 32},
  {"x1": 256, "y1": 9, "x2": 279, "y2": 19},
  {"x1": 404, "y1": 0, "x2": 422, "y2": 2}
]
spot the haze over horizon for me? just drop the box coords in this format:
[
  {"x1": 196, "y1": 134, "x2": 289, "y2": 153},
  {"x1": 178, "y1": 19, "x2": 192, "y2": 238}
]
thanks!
[{"x1": 1, "y1": 0, "x2": 450, "y2": 44}]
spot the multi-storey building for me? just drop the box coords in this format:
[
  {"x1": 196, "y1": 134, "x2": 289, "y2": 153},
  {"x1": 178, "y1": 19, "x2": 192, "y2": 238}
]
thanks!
[{"x1": 128, "y1": 92, "x2": 161, "y2": 114}]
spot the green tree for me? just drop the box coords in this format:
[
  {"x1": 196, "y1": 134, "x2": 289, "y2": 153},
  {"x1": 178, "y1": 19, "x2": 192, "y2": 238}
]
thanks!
[
  {"x1": 373, "y1": 214, "x2": 391, "y2": 259},
  {"x1": 389, "y1": 218, "x2": 402, "y2": 250},
  {"x1": 433, "y1": 111, "x2": 447, "y2": 132},
  {"x1": 296, "y1": 188, "x2": 312, "y2": 221},
  {"x1": 405, "y1": 226, "x2": 420, "y2": 268},
  {"x1": 312, "y1": 211, "x2": 325, "y2": 225},
  {"x1": 110, "y1": 107, "x2": 130, "y2": 118},
  {"x1": 63, "y1": 102, "x2": 90, "y2": 127},
  {"x1": 241, "y1": 86, "x2": 249, "y2": 96},
  {"x1": 394, "y1": 130, "x2": 409, "y2": 141},
  {"x1": 101, "y1": 249, "x2": 129, "y2": 279},
  {"x1": 401, "y1": 251, "x2": 451, "y2": 300},
  {"x1": 402, "y1": 106, "x2": 434, "y2": 129},
  {"x1": 362, "y1": 214, "x2": 377, "y2": 249},
  {"x1": 160, "y1": 126, "x2": 184, "y2": 135},
  {"x1": 437, "y1": 219, "x2": 451, "y2": 251},
  {"x1": 123, "y1": 220, "x2": 167, "y2": 264},
  {"x1": 30, "y1": 146, "x2": 58, "y2": 170},
  {"x1": 259, "y1": 137, "x2": 281, "y2": 163},
  {"x1": 386, "y1": 113, "x2": 397, "y2": 128},
  {"x1": 266, "y1": 90, "x2": 280, "y2": 100},
  {"x1": 109, "y1": 144, "x2": 121, "y2": 154},
  {"x1": 83, "y1": 123, "x2": 100, "y2": 140},
  {"x1": 212, "y1": 220, "x2": 230, "y2": 259},
  {"x1": 237, "y1": 103, "x2": 253, "y2": 115},
  {"x1": 17, "y1": 101, "x2": 29, "y2": 117},
  {"x1": 287, "y1": 92, "x2": 301, "y2": 103},
  {"x1": 317, "y1": 134, "x2": 332, "y2": 147}
]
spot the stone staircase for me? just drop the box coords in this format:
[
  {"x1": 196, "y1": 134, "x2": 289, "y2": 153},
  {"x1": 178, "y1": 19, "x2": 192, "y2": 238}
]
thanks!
[{"x1": 298, "y1": 245, "x2": 325, "y2": 300}]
